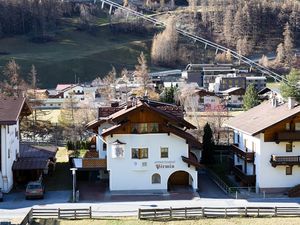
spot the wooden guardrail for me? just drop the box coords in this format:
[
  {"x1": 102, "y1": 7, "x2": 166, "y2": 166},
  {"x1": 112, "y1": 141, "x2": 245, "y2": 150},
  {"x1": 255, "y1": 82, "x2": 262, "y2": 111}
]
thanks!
[
  {"x1": 138, "y1": 206, "x2": 300, "y2": 220},
  {"x1": 19, "y1": 207, "x2": 92, "y2": 224}
]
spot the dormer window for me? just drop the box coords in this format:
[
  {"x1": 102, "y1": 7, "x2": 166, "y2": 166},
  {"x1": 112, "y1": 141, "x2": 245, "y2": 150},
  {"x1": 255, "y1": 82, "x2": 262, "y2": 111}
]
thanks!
[{"x1": 111, "y1": 140, "x2": 126, "y2": 158}]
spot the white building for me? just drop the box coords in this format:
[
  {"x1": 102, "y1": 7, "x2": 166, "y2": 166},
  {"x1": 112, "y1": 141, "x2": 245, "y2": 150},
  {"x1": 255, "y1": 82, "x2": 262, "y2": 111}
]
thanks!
[
  {"x1": 86, "y1": 99, "x2": 202, "y2": 192},
  {"x1": 0, "y1": 97, "x2": 31, "y2": 193},
  {"x1": 224, "y1": 97, "x2": 300, "y2": 193}
]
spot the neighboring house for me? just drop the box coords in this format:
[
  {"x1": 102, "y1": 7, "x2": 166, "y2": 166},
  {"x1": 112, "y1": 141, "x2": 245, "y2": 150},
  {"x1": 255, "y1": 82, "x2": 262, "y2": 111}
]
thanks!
[
  {"x1": 182, "y1": 64, "x2": 236, "y2": 88},
  {"x1": 209, "y1": 75, "x2": 246, "y2": 93},
  {"x1": 0, "y1": 97, "x2": 31, "y2": 193},
  {"x1": 224, "y1": 97, "x2": 300, "y2": 193},
  {"x1": 246, "y1": 76, "x2": 267, "y2": 91},
  {"x1": 219, "y1": 87, "x2": 245, "y2": 108},
  {"x1": 194, "y1": 89, "x2": 222, "y2": 110},
  {"x1": 86, "y1": 98, "x2": 202, "y2": 192}
]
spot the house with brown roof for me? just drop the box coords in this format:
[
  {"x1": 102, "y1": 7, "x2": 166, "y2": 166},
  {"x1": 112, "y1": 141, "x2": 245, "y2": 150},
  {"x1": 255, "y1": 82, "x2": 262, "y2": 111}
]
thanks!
[
  {"x1": 0, "y1": 97, "x2": 31, "y2": 192},
  {"x1": 85, "y1": 98, "x2": 202, "y2": 192},
  {"x1": 224, "y1": 97, "x2": 300, "y2": 193}
]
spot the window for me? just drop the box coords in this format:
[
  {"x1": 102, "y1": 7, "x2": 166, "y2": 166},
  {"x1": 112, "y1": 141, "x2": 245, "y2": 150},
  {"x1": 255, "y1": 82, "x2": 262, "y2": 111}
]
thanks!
[
  {"x1": 152, "y1": 173, "x2": 161, "y2": 184},
  {"x1": 131, "y1": 123, "x2": 159, "y2": 134},
  {"x1": 160, "y1": 147, "x2": 168, "y2": 158},
  {"x1": 286, "y1": 123, "x2": 291, "y2": 131},
  {"x1": 286, "y1": 166, "x2": 293, "y2": 175},
  {"x1": 236, "y1": 133, "x2": 240, "y2": 144},
  {"x1": 132, "y1": 148, "x2": 148, "y2": 159},
  {"x1": 295, "y1": 123, "x2": 300, "y2": 131},
  {"x1": 286, "y1": 142, "x2": 293, "y2": 152}
]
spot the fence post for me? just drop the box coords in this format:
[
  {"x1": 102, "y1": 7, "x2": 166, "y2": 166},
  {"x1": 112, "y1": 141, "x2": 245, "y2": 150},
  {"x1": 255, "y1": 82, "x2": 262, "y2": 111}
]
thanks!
[
  {"x1": 138, "y1": 209, "x2": 141, "y2": 219},
  {"x1": 185, "y1": 207, "x2": 187, "y2": 218},
  {"x1": 58, "y1": 208, "x2": 61, "y2": 219},
  {"x1": 30, "y1": 208, "x2": 33, "y2": 222},
  {"x1": 202, "y1": 207, "x2": 205, "y2": 217},
  {"x1": 154, "y1": 209, "x2": 157, "y2": 219},
  {"x1": 89, "y1": 206, "x2": 92, "y2": 219},
  {"x1": 245, "y1": 207, "x2": 247, "y2": 217},
  {"x1": 75, "y1": 209, "x2": 77, "y2": 219},
  {"x1": 257, "y1": 208, "x2": 260, "y2": 217},
  {"x1": 170, "y1": 207, "x2": 172, "y2": 219},
  {"x1": 274, "y1": 207, "x2": 277, "y2": 217},
  {"x1": 225, "y1": 208, "x2": 227, "y2": 218},
  {"x1": 235, "y1": 191, "x2": 238, "y2": 199}
]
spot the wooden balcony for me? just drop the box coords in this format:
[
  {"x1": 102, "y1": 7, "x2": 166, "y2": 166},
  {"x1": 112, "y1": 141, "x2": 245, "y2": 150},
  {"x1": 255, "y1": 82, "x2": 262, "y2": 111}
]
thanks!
[
  {"x1": 232, "y1": 166, "x2": 256, "y2": 186},
  {"x1": 231, "y1": 144, "x2": 255, "y2": 162},
  {"x1": 276, "y1": 131, "x2": 300, "y2": 142},
  {"x1": 270, "y1": 155, "x2": 300, "y2": 167}
]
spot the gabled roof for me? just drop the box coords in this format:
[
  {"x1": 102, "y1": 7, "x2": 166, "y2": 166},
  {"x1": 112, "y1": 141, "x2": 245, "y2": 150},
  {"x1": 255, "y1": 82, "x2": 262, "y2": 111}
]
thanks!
[
  {"x1": 224, "y1": 101, "x2": 300, "y2": 136},
  {"x1": 87, "y1": 99, "x2": 194, "y2": 131},
  {"x1": 55, "y1": 84, "x2": 74, "y2": 91},
  {"x1": 20, "y1": 144, "x2": 57, "y2": 159},
  {"x1": 0, "y1": 97, "x2": 32, "y2": 125}
]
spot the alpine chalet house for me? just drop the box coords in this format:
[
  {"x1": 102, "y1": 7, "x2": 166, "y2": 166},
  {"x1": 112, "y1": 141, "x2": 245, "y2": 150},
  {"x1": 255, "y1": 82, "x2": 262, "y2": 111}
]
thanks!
[
  {"x1": 224, "y1": 97, "x2": 300, "y2": 193},
  {"x1": 0, "y1": 97, "x2": 31, "y2": 192},
  {"x1": 86, "y1": 98, "x2": 202, "y2": 192}
]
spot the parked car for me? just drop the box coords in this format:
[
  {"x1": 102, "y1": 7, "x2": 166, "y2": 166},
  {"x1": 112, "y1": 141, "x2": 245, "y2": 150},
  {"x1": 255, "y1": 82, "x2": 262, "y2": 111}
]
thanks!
[
  {"x1": 0, "y1": 188, "x2": 3, "y2": 201},
  {"x1": 25, "y1": 181, "x2": 45, "y2": 199}
]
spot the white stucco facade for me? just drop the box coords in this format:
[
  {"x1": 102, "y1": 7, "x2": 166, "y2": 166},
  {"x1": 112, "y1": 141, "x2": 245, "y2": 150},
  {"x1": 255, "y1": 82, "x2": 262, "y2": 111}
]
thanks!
[
  {"x1": 105, "y1": 133, "x2": 198, "y2": 191},
  {"x1": 234, "y1": 129, "x2": 300, "y2": 193},
  {"x1": 256, "y1": 133, "x2": 300, "y2": 192},
  {"x1": 0, "y1": 122, "x2": 20, "y2": 193}
]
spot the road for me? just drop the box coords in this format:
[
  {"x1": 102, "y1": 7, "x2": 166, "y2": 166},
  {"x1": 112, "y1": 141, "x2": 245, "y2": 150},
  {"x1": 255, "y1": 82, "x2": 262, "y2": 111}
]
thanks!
[{"x1": 1, "y1": 189, "x2": 300, "y2": 223}]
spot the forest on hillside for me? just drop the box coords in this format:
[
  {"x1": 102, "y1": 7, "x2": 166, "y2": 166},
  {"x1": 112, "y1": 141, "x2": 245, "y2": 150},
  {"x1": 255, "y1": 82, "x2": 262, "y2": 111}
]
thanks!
[{"x1": 0, "y1": 0, "x2": 299, "y2": 85}]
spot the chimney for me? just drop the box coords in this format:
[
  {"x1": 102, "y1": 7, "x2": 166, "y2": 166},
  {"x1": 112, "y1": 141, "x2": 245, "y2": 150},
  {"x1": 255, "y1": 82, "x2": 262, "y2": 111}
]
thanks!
[
  {"x1": 271, "y1": 97, "x2": 278, "y2": 108},
  {"x1": 288, "y1": 97, "x2": 296, "y2": 109}
]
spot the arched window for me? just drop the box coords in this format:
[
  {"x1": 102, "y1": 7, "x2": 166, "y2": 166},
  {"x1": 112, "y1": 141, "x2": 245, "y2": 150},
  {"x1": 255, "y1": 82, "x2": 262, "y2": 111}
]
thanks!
[{"x1": 152, "y1": 173, "x2": 161, "y2": 184}]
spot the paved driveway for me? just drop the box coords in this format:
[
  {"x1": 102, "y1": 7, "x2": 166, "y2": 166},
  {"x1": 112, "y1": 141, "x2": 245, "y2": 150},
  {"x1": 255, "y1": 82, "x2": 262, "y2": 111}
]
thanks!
[{"x1": 198, "y1": 171, "x2": 229, "y2": 198}]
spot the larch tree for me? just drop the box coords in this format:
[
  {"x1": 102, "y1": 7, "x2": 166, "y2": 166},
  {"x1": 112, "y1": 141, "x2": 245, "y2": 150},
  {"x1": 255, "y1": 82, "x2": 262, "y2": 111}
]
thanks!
[
  {"x1": 243, "y1": 84, "x2": 260, "y2": 111},
  {"x1": 259, "y1": 55, "x2": 269, "y2": 67},
  {"x1": 151, "y1": 17, "x2": 178, "y2": 66},
  {"x1": 283, "y1": 22, "x2": 294, "y2": 66},
  {"x1": 135, "y1": 52, "x2": 150, "y2": 92},
  {"x1": 275, "y1": 43, "x2": 285, "y2": 64},
  {"x1": 223, "y1": 7, "x2": 234, "y2": 45},
  {"x1": 1, "y1": 59, "x2": 27, "y2": 97},
  {"x1": 103, "y1": 66, "x2": 117, "y2": 101}
]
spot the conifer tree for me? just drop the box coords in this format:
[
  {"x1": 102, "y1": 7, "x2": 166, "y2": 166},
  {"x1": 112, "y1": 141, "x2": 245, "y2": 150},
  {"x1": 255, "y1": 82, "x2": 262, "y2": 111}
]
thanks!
[
  {"x1": 243, "y1": 84, "x2": 259, "y2": 111},
  {"x1": 201, "y1": 123, "x2": 215, "y2": 164},
  {"x1": 280, "y1": 69, "x2": 300, "y2": 101}
]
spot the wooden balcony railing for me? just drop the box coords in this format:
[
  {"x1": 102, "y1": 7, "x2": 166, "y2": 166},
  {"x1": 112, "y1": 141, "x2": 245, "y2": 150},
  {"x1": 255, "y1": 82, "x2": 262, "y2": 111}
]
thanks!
[
  {"x1": 232, "y1": 166, "x2": 256, "y2": 185},
  {"x1": 270, "y1": 155, "x2": 300, "y2": 167},
  {"x1": 231, "y1": 144, "x2": 255, "y2": 162},
  {"x1": 276, "y1": 131, "x2": 300, "y2": 142}
]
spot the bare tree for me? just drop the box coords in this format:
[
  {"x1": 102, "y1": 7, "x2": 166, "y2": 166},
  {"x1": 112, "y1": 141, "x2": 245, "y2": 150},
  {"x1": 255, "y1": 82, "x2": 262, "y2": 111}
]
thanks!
[
  {"x1": 283, "y1": 22, "x2": 294, "y2": 66},
  {"x1": 1, "y1": 59, "x2": 27, "y2": 97},
  {"x1": 135, "y1": 52, "x2": 150, "y2": 92},
  {"x1": 151, "y1": 17, "x2": 178, "y2": 66}
]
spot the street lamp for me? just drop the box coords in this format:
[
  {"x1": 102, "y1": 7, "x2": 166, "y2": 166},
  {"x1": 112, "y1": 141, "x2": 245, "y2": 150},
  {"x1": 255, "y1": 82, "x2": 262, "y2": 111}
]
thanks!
[{"x1": 70, "y1": 168, "x2": 77, "y2": 202}]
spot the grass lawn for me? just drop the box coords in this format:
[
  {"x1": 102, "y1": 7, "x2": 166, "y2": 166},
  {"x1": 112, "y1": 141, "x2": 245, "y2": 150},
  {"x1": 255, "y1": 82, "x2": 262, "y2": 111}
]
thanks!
[
  {"x1": 44, "y1": 147, "x2": 72, "y2": 191},
  {"x1": 31, "y1": 217, "x2": 300, "y2": 225},
  {"x1": 0, "y1": 16, "x2": 167, "y2": 88}
]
